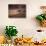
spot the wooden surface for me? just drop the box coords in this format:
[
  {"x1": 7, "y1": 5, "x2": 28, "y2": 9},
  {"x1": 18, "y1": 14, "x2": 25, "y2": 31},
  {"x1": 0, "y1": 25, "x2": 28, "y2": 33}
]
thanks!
[{"x1": 14, "y1": 43, "x2": 46, "y2": 46}]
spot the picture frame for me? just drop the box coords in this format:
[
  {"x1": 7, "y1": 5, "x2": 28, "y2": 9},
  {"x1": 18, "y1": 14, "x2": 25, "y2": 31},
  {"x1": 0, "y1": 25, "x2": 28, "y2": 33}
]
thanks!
[{"x1": 8, "y1": 4, "x2": 26, "y2": 18}]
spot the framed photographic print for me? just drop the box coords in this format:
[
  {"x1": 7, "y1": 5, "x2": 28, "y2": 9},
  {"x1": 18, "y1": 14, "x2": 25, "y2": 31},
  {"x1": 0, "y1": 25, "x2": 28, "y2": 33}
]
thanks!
[{"x1": 8, "y1": 4, "x2": 26, "y2": 18}]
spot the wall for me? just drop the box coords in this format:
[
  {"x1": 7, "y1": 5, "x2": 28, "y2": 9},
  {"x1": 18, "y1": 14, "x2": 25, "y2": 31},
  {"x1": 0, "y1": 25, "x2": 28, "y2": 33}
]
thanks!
[{"x1": 0, "y1": 0, "x2": 46, "y2": 41}]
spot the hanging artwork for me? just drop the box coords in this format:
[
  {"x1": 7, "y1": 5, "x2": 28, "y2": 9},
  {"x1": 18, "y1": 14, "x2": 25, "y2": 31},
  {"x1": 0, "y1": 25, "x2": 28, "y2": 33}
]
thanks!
[
  {"x1": 8, "y1": 4, "x2": 26, "y2": 18},
  {"x1": 36, "y1": 6, "x2": 46, "y2": 27}
]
